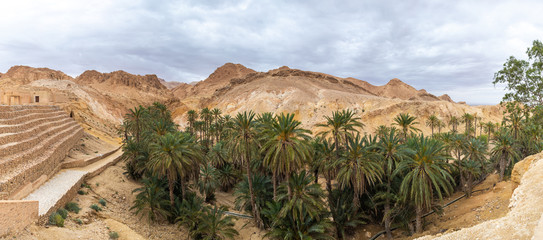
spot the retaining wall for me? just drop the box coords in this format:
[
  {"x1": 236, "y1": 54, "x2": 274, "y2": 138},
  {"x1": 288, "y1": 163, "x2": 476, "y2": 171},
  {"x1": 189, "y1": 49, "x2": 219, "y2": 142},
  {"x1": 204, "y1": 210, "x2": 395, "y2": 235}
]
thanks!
[{"x1": 0, "y1": 200, "x2": 39, "y2": 236}]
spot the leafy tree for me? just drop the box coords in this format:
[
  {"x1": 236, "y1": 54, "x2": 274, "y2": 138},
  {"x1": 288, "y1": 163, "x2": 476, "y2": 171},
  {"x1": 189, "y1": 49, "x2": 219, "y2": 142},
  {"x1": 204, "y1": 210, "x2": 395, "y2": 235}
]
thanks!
[
  {"x1": 493, "y1": 40, "x2": 543, "y2": 107},
  {"x1": 448, "y1": 115, "x2": 460, "y2": 133}
]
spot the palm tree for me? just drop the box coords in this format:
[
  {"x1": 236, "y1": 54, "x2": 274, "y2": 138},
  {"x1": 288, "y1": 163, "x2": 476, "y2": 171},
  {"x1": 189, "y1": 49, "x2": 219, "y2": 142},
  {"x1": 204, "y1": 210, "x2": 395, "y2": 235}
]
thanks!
[
  {"x1": 217, "y1": 164, "x2": 239, "y2": 192},
  {"x1": 234, "y1": 174, "x2": 273, "y2": 215},
  {"x1": 266, "y1": 171, "x2": 334, "y2": 240},
  {"x1": 317, "y1": 109, "x2": 363, "y2": 158},
  {"x1": 461, "y1": 113, "x2": 474, "y2": 137},
  {"x1": 198, "y1": 163, "x2": 219, "y2": 202},
  {"x1": 187, "y1": 110, "x2": 198, "y2": 136},
  {"x1": 375, "y1": 128, "x2": 411, "y2": 239},
  {"x1": 448, "y1": 115, "x2": 460, "y2": 133},
  {"x1": 338, "y1": 109, "x2": 365, "y2": 145},
  {"x1": 125, "y1": 106, "x2": 148, "y2": 143},
  {"x1": 277, "y1": 171, "x2": 326, "y2": 222},
  {"x1": 485, "y1": 121, "x2": 495, "y2": 138},
  {"x1": 426, "y1": 114, "x2": 439, "y2": 135},
  {"x1": 491, "y1": 129, "x2": 520, "y2": 181},
  {"x1": 393, "y1": 113, "x2": 420, "y2": 141},
  {"x1": 464, "y1": 137, "x2": 488, "y2": 178},
  {"x1": 337, "y1": 134, "x2": 382, "y2": 208},
  {"x1": 148, "y1": 132, "x2": 201, "y2": 206},
  {"x1": 227, "y1": 111, "x2": 263, "y2": 227},
  {"x1": 461, "y1": 159, "x2": 482, "y2": 198},
  {"x1": 262, "y1": 113, "x2": 312, "y2": 200},
  {"x1": 195, "y1": 205, "x2": 240, "y2": 240},
  {"x1": 505, "y1": 111, "x2": 523, "y2": 141},
  {"x1": 447, "y1": 133, "x2": 468, "y2": 191},
  {"x1": 395, "y1": 135, "x2": 454, "y2": 233},
  {"x1": 131, "y1": 176, "x2": 171, "y2": 223}
]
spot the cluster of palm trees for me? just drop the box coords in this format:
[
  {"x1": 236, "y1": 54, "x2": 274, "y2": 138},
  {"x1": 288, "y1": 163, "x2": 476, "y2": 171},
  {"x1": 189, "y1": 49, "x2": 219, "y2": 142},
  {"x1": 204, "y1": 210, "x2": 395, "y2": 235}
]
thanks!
[{"x1": 120, "y1": 102, "x2": 543, "y2": 239}]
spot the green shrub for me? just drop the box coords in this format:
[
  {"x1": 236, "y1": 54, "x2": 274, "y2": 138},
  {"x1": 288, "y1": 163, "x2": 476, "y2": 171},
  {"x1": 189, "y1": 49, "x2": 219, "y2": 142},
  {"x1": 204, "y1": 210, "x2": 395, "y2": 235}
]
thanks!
[
  {"x1": 77, "y1": 190, "x2": 87, "y2": 195},
  {"x1": 99, "y1": 199, "x2": 107, "y2": 207},
  {"x1": 65, "y1": 202, "x2": 81, "y2": 214},
  {"x1": 57, "y1": 208, "x2": 68, "y2": 219},
  {"x1": 48, "y1": 212, "x2": 64, "y2": 227},
  {"x1": 90, "y1": 204, "x2": 102, "y2": 212},
  {"x1": 109, "y1": 231, "x2": 119, "y2": 239},
  {"x1": 75, "y1": 218, "x2": 83, "y2": 225}
]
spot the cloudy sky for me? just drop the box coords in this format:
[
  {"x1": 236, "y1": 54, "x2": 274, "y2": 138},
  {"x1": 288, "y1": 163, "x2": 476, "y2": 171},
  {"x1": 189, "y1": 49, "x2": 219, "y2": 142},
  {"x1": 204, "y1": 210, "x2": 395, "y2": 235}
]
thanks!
[{"x1": 1, "y1": 0, "x2": 542, "y2": 105}]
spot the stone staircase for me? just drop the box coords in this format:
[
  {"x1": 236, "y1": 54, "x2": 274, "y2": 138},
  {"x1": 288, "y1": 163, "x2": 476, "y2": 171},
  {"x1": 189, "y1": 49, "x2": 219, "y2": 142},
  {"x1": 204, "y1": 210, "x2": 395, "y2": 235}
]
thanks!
[{"x1": 0, "y1": 105, "x2": 83, "y2": 200}]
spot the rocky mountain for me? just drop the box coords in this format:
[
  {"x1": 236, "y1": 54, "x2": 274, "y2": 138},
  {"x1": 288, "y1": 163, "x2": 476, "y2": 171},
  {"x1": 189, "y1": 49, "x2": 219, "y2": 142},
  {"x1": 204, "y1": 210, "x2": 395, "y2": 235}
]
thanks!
[
  {"x1": 0, "y1": 63, "x2": 503, "y2": 138},
  {"x1": 169, "y1": 64, "x2": 502, "y2": 133},
  {"x1": 0, "y1": 66, "x2": 73, "y2": 85},
  {"x1": 172, "y1": 63, "x2": 256, "y2": 99},
  {"x1": 159, "y1": 78, "x2": 182, "y2": 89},
  {"x1": 75, "y1": 70, "x2": 167, "y2": 93}
]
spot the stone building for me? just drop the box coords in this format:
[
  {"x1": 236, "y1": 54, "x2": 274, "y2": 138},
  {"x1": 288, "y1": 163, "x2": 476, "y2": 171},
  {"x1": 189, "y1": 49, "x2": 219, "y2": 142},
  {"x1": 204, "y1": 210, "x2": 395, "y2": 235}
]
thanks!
[{"x1": 0, "y1": 88, "x2": 67, "y2": 105}]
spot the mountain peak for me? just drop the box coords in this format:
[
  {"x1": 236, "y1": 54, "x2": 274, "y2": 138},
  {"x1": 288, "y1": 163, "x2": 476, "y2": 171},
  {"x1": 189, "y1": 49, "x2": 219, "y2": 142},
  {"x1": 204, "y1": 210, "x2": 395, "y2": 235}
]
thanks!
[{"x1": 0, "y1": 65, "x2": 72, "y2": 84}]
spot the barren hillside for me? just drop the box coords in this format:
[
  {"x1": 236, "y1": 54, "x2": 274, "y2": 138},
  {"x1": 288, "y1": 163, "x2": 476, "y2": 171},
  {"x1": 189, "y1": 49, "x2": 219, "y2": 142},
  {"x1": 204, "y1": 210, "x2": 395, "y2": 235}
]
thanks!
[{"x1": 170, "y1": 64, "x2": 502, "y2": 134}]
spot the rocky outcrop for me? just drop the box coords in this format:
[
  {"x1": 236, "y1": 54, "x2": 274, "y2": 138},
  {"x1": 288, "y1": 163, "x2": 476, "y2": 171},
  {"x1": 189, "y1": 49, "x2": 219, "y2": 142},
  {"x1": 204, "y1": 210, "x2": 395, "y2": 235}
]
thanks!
[
  {"x1": 158, "y1": 78, "x2": 182, "y2": 89},
  {"x1": 172, "y1": 62, "x2": 256, "y2": 99},
  {"x1": 0, "y1": 66, "x2": 73, "y2": 84},
  {"x1": 417, "y1": 152, "x2": 543, "y2": 240},
  {"x1": 75, "y1": 70, "x2": 167, "y2": 92}
]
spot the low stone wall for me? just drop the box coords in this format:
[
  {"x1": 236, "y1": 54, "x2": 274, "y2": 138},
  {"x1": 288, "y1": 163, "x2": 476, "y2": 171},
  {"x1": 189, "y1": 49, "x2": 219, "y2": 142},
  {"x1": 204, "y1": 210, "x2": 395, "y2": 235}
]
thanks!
[
  {"x1": 0, "y1": 200, "x2": 38, "y2": 237},
  {"x1": 0, "y1": 110, "x2": 65, "y2": 126},
  {"x1": 61, "y1": 147, "x2": 121, "y2": 169}
]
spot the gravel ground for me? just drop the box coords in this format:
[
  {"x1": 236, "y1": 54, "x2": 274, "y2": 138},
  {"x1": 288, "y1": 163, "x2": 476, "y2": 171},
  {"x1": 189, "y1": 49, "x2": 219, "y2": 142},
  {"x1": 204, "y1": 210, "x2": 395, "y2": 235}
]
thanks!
[{"x1": 24, "y1": 170, "x2": 87, "y2": 216}]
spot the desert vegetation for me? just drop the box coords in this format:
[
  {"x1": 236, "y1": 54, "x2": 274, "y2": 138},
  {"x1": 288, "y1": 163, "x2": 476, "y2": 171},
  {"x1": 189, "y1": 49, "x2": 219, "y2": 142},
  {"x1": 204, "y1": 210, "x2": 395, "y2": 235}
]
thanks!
[{"x1": 118, "y1": 96, "x2": 542, "y2": 240}]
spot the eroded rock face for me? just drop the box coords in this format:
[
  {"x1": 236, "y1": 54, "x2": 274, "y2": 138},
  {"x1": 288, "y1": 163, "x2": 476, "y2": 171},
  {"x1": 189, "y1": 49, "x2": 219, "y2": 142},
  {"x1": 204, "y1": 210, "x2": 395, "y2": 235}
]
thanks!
[
  {"x1": 417, "y1": 152, "x2": 543, "y2": 240},
  {"x1": 0, "y1": 66, "x2": 73, "y2": 84},
  {"x1": 75, "y1": 70, "x2": 167, "y2": 92}
]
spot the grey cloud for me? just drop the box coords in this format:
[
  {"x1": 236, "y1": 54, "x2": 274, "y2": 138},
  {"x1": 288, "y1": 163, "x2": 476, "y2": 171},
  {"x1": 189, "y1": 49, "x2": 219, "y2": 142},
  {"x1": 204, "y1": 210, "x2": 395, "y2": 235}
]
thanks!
[{"x1": 1, "y1": 0, "x2": 542, "y2": 104}]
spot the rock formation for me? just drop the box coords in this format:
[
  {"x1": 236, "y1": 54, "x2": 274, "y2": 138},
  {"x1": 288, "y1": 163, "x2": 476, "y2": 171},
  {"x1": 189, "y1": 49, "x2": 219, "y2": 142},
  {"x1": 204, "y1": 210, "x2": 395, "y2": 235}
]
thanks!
[
  {"x1": 417, "y1": 152, "x2": 543, "y2": 239},
  {"x1": 0, "y1": 66, "x2": 73, "y2": 85},
  {"x1": 169, "y1": 64, "x2": 501, "y2": 134}
]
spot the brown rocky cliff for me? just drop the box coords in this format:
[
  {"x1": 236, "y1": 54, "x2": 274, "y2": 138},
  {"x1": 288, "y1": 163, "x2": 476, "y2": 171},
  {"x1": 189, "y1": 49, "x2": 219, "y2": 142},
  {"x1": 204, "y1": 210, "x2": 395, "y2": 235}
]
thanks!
[
  {"x1": 172, "y1": 63, "x2": 256, "y2": 98},
  {"x1": 75, "y1": 70, "x2": 167, "y2": 92},
  {"x1": 0, "y1": 65, "x2": 73, "y2": 84}
]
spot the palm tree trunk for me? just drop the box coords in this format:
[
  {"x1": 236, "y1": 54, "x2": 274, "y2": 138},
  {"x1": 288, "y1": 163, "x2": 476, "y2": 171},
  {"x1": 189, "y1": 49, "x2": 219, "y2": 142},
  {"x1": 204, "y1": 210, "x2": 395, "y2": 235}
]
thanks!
[
  {"x1": 272, "y1": 171, "x2": 277, "y2": 201},
  {"x1": 167, "y1": 169, "x2": 175, "y2": 206},
  {"x1": 385, "y1": 178, "x2": 392, "y2": 239},
  {"x1": 415, "y1": 205, "x2": 423, "y2": 233},
  {"x1": 499, "y1": 155, "x2": 506, "y2": 181},
  {"x1": 314, "y1": 169, "x2": 319, "y2": 184},
  {"x1": 245, "y1": 141, "x2": 262, "y2": 228},
  {"x1": 466, "y1": 174, "x2": 473, "y2": 198}
]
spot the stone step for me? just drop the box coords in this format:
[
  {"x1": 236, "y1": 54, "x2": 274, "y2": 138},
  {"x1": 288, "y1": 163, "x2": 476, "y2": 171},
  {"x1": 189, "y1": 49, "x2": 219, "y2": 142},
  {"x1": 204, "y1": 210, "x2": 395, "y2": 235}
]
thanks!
[
  {"x1": 0, "y1": 113, "x2": 66, "y2": 135},
  {"x1": 0, "y1": 110, "x2": 66, "y2": 126},
  {"x1": 0, "y1": 122, "x2": 80, "y2": 177},
  {"x1": 0, "y1": 117, "x2": 73, "y2": 145},
  {"x1": 0, "y1": 106, "x2": 60, "y2": 119},
  {"x1": 0, "y1": 125, "x2": 83, "y2": 197},
  {"x1": 0, "y1": 120, "x2": 78, "y2": 158}
]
